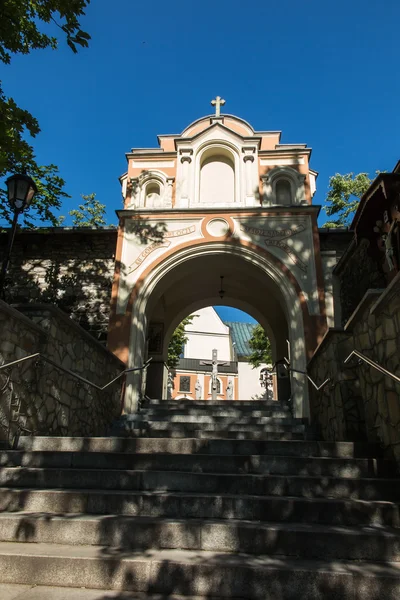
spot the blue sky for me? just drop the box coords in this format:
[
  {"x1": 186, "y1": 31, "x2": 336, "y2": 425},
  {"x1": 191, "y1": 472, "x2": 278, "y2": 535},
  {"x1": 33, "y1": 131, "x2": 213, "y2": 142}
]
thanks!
[
  {"x1": 2, "y1": 0, "x2": 400, "y2": 322},
  {"x1": 215, "y1": 307, "x2": 256, "y2": 324}
]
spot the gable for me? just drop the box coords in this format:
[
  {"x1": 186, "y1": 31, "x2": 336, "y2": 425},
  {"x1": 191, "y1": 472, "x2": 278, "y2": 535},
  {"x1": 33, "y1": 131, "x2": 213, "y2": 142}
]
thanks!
[{"x1": 186, "y1": 307, "x2": 229, "y2": 335}]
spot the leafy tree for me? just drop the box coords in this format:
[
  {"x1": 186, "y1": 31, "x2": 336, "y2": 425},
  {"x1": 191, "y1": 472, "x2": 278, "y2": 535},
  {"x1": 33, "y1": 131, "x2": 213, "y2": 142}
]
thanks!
[
  {"x1": 323, "y1": 172, "x2": 373, "y2": 228},
  {"x1": 167, "y1": 316, "x2": 196, "y2": 369},
  {"x1": 0, "y1": 1, "x2": 91, "y2": 226},
  {"x1": 69, "y1": 193, "x2": 107, "y2": 228},
  {"x1": 248, "y1": 324, "x2": 272, "y2": 368}
]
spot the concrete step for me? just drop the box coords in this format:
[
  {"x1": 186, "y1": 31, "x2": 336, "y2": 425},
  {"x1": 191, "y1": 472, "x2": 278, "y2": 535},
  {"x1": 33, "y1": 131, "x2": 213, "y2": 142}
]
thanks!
[
  {"x1": 1, "y1": 489, "x2": 400, "y2": 525},
  {"x1": 0, "y1": 542, "x2": 399, "y2": 598},
  {"x1": 0, "y1": 514, "x2": 399, "y2": 561},
  {"x1": 0, "y1": 453, "x2": 394, "y2": 478},
  {"x1": 15, "y1": 437, "x2": 385, "y2": 458}
]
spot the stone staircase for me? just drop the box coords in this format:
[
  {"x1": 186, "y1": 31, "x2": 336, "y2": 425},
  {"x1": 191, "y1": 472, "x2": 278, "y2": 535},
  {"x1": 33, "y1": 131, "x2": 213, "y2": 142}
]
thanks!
[{"x1": 0, "y1": 399, "x2": 400, "y2": 599}]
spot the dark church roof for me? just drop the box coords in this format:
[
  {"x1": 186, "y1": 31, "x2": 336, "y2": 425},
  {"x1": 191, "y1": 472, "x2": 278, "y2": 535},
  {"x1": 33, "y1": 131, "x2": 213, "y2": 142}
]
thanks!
[{"x1": 224, "y1": 321, "x2": 255, "y2": 358}]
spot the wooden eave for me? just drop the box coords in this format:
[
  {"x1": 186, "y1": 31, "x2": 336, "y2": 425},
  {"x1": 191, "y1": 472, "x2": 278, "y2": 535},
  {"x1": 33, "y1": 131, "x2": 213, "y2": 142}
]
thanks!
[{"x1": 350, "y1": 173, "x2": 400, "y2": 233}]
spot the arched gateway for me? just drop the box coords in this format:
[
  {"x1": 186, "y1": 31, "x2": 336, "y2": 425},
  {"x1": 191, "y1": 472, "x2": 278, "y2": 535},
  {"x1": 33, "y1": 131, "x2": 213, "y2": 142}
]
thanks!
[{"x1": 108, "y1": 101, "x2": 328, "y2": 418}]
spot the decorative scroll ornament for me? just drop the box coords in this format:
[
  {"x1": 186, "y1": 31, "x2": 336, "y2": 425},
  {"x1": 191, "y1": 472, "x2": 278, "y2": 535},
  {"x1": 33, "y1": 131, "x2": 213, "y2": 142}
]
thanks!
[
  {"x1": 128, "y1": 225, "x2": 196, "y2": 274},
  {"x1": 240, "y1": 222, "x2": 308, "y2": 272}
]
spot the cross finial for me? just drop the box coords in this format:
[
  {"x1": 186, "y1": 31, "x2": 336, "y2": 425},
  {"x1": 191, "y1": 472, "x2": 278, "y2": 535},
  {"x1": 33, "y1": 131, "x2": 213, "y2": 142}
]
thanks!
[{"x1": 211, "y1": 96, "x2": 226, "y2": 117}]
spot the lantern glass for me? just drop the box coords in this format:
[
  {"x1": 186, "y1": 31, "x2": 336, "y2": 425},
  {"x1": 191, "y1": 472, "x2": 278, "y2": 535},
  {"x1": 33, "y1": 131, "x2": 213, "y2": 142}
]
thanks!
[{"x1": 6, "y1": 174, "x2": 37, "y2": 212}]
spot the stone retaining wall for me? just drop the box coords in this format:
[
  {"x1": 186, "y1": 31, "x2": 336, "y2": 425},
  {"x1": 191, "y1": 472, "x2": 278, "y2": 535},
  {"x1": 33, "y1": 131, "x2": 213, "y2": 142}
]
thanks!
[
  {"x1": 0, "y1": 228, "x2": 117, "y2": 341},
  {"x1": 335, "y1": 238, "x2": 386, "y2": 326},
  {"x1": 0, "y1": 301, "x2": 124, "y2": 444},
  {"x1": 309, "y1": 273, "x2": 400, "y2": 463}
]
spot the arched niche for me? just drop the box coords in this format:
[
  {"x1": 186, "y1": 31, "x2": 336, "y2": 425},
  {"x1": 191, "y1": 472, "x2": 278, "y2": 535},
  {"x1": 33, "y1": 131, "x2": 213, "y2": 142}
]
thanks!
[
  {"x1": 193, "y1": 143, "x2": 241, "y2": 206},
  {"x1": 261, "y1": 166, "x2": 306, "y2": 206},
  {"x1": 137, "y1": 171, "x2": 167, "y2": 208},
  {"x1": 199, "y1": 150, "x2": 235, "y2": 205},
  {"x1": 276, "y1": 178, "x2": 292, "y2": 205},
  {"x1": 145, "y1": 181, "x2": 161, "y2": 208}
]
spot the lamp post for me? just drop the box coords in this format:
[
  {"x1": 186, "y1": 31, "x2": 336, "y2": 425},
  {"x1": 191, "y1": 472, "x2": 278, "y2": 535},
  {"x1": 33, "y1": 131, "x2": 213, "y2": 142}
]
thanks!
[{"x1": 0, "y1": 173, "x2": 37, "y2": 298}]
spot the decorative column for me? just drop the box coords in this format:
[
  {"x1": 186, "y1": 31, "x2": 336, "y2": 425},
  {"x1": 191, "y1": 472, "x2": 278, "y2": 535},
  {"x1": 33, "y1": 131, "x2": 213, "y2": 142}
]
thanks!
[
  {"x1": 179, "y1": 149, "x2": 193, "y2": 207},
  {"x1": 260, "y1": 174, "x2": 272, "y2": 206},
  {"x1": 242, "y1": 146, "x2": 257, "y2": 205},
  {"x1": 165, "y1": 177, "x2": 174, "y2": 208},
  {"x1": 128, "y1": 177, "x2": 140, "y2": 208}
]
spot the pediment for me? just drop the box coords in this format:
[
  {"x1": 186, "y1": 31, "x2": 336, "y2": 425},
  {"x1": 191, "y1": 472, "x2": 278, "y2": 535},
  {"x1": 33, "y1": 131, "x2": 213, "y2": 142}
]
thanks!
[
  {"x1": 181, "y1": 114, "x2": 254, "y2": 138},
  {"x1": 175, "y1": 122, "x2": 260, "y2": 151}
]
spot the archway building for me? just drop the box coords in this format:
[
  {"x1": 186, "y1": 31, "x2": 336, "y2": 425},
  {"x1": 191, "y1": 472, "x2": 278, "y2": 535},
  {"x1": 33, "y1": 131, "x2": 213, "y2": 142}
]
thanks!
[{"x1": 108, "y1": 105, "x2": 330, "y2": 417}]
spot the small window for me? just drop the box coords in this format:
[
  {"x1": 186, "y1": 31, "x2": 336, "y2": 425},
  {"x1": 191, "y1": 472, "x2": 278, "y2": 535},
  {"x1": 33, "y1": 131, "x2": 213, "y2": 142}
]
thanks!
[
  {"x1": 276, "y1": 179, "x2": 292, "y2": 205},
  {"x1": 179, "y1": 376, "x2": 191, "y2": 392}
]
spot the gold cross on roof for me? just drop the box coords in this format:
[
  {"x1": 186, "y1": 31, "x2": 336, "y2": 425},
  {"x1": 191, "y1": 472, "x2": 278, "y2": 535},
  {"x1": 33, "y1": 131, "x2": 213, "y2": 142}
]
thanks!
[{"x1": 211, "y1": 96, "x2": 226, "y2": 117}]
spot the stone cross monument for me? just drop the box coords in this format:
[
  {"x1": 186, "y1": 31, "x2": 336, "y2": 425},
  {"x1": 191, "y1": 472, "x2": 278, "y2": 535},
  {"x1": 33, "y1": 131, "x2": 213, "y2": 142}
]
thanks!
[{"x1": 200, "y1": 349, "x2": 227, "y2": 401}]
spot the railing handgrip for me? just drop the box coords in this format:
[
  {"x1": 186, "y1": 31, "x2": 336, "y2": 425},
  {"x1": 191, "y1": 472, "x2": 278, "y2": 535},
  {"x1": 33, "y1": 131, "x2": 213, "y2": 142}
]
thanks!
[
  {"x1": 0, "y1": 353, "x2": 152, "y2": 391},
  {"x1": 344, "y1": 350, "x2": 400, "y2": 384}
]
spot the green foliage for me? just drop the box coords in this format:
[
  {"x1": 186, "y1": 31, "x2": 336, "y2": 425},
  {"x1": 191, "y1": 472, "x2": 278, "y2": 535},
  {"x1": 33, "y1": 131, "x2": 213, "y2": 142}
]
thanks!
[
  {"x1": 69, "y1": 193, "x2": 107, "y2": 228},
  {"x1": 248, "y1": 324, "x2": 272, "y2": 368},
  {"x1": 0, "y1": 0, "x2": 91, "y2": 64},
  {"x1": 323, "y1": 172, "x2": 373, "y2": 228},
  {"x1": 0, "y1": 1, "x2": 91, "y2": 226},
  {"x1": 167, "y1": 316, "x2": 195, "y2": 369}
]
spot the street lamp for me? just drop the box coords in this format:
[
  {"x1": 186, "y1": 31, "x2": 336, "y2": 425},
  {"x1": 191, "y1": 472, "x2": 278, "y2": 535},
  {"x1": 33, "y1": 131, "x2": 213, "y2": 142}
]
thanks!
[{"x1": 0, "y1": 173, "x2": 37, "y2": 298}]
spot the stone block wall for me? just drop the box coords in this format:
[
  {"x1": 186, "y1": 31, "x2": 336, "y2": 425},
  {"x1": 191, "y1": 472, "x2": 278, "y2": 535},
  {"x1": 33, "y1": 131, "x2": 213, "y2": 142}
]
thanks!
[
  {"x1": 0, "y1": 301, "x2": 124, "y2": 444},
  {"x1": 308, "y1": 273, "x2": 400, "y2": 463},
  {"x1": 308, "y1": 330, "x2": 367, "y2": 441},
  {"x1": 335, "y1": 238, "x2": 386, "y2": 326},
  {"x1": 0, "y1": 228, "x2": 117, "y2": 341}
]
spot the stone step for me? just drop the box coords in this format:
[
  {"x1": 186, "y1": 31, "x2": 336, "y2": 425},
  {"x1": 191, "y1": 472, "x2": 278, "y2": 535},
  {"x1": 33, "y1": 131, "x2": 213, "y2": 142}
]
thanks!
[
  {"x1": 1, "y1": 489, "x2": 400, "y2": 524},
  {"x1": 109, "y1": 429, "x2": 308, "y2": 440},
  {"x1": 140, "y1": 407, "x2": 291, "y2": 417},
  {"x1": 145, "y1": 400, "x2": 278, "y2": 407},
  {"x1": 133, "y1": 422, "x2": 307, "y2": 433},
  {"x1": 2, "y1": 467, "x2": 395, "y2": 495},
  {"x1": 0, "y1": 514, "x2": 399, "y2": 561},
  {"x1": 137, "y1": 416, "x2": 301, "y2": 425},
  {"x1": 15, "y1": 437, "x2": 384, "y2": 458},
  {"x1": 138, "y1": 408, "x2": 292, "y2": 423},
  {"x1": 0, "y1": 585, "x2": 223, "y2": 600},
  {"x1": 0, "y1": 454, "x2": 394, "y2": 478},
  {"x1": 0, "y1": 542, "x2": 399, "y2": 598}
]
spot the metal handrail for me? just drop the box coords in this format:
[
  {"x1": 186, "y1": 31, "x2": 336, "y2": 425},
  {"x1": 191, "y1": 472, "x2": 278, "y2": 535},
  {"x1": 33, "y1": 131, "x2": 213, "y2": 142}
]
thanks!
[
  {"x1": 289, "y1": 367, "x2": 331, "y2": 392},
  {"x1": 265, "y1": 359, "x2": 331, "y2": 393},
  {"x1": 0, "y1": 354, "x2": 152, "y2": 447},
  {"x1": 0, "y1": 353, "x2": 153, "y2": 391},
  {"x1": 307, "y1": 375, "x2": 331, "y2": 391},
  {"x1": 344, "y1": 350, "x2": 400, "y2": 384}
]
